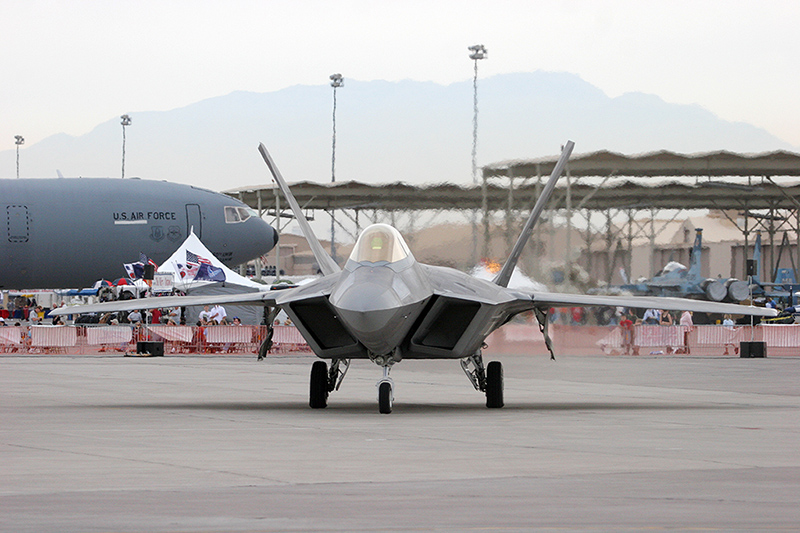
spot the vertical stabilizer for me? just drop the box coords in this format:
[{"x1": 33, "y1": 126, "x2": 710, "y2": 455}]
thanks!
[
  {"x1": 753, "y1": 231, "x2": 763, "y2": 283},
  {"x1": 687, "y1": 228, "x2": 703, "y2": 279},
  {"x1": 258, "y1": 144, "x2": 341, "y2": 276},
  {"x1": 493, "y1": 141, "x2": 574, "y2": 287}
]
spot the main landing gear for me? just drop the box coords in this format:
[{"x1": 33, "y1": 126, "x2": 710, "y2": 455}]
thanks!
[
  {"x1": 308, "y1": 354, "x2": 503, "y2": 412},
  {"x1": 309, "y1": 358, "x2": 350, "y2": 409},
  {"x1": 461, "y1": 352, "x2": 504, "y2": 408}
]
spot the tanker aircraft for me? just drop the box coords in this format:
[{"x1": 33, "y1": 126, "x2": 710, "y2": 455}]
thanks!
[
  {"x1": 1, "y1": 178, "x2": 278, "y2": 289},
  {"x1": 53, "y1": 142, "x2": 777, "y2": 413}
]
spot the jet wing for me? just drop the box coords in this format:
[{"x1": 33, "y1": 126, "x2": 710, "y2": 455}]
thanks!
[
  {"x1": 49, "y1": 290, "x2": 280, "y2": 317},
  {"x1": 528, "y1": 291, "x2": 778, "y2": 317}
]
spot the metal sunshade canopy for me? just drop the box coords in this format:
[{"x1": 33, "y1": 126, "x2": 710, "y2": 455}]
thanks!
[
  {"x1": 224, "y1": 150, "x2": 800, "y2": 212},
  {"x1": 483, "y1": 149, "x2": 800, "y2": 178}
]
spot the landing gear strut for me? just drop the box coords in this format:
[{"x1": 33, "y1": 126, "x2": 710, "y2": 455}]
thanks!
[{"x1": 461, "y1": 352, "x2": 504, "y2": 408}]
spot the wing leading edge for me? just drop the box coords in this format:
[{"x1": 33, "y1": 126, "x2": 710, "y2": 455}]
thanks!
[
  {"x1": 528, "y1": 291, "x2": 778, "y2": 318},
  {"x1": 49, "y1": 290, "x2": 279, "y2": 317}
]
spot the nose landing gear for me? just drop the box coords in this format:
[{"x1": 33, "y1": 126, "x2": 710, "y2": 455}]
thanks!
[{"x1": 377, "y1": 366, "x2": 394, "y2": 414}]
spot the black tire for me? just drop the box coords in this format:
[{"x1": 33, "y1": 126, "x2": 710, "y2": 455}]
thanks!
[
  {"x1": 378, "y1": 381, "x2": 392, "y2": 414},
  {"x1": 485, "y1": 361, "x2": 504, "y2": 408},
  {"x1": 309, "y1": 361, "x2": 329, "y2": 409}
]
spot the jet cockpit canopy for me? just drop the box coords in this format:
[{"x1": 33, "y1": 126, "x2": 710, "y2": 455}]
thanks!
[{"x1": 349, "y1": 224, "x2": 413, "y2": 264}]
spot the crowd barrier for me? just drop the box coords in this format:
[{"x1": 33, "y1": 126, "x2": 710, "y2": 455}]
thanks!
[
  {"x1": 0, "y1": 325, "x2": 311, "y2": 355},
  {"x1": 4, "y1": 323, "x2": 800, "y2": 357},
  {"x1": 486, "y1": 323, "x2": 800, "y2": 356},
  {"x1": 596, "y1": 324, "x2": 800, "y2": 356}
]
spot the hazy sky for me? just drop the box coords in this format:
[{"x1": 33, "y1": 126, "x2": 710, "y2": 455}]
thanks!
[{"x1": 2, "y1": 0, "x2": 798, "y2": 153}]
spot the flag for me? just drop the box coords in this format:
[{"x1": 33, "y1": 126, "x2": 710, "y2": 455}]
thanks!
[
  {"x1": 140, "y1": 252, "x2": 157, "y2": 267},
  {"x1": 123, "y1": 262, "x2": 145, "y2": 279},
  {"x1": 187, "y1": 250, "x2": 212, "y2": 266},
  {"x1": 195, "y1": 263, "x2": 226, "y2": 282},
  {"x1": 178, "y1": 262, "x2": 199, "y2": 280}
]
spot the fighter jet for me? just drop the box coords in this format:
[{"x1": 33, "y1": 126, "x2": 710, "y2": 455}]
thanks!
[
  {"x1": 52, "y1": 142, "x2": 777, "y2": 413},
  {"x1": 0, "y1": 178, "x2": 278, "y2": 289},
  {"x1": 622, "y1": 228, "x2": 750, "y2": 302}
]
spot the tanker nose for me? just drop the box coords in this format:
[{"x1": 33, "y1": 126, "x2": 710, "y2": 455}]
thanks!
[
  {"x1": 269, "y1": 224, "x2": 279, "y2": 247},
  {"x1": 254, "y1": 218, "x2": 279, "y2": 254}
]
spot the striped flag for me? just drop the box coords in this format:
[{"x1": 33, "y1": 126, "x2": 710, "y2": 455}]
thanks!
[
  {"x1": 140, "y1": 252, "x2": 157, "y2": 267},
  {"x1": 186, "y1": 250, "x2": 212, "y2": 265}
]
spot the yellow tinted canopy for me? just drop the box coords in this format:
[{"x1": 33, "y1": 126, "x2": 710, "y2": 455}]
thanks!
[{"x1": 350, "y1": 224, "x2": 412, "y2": 263}]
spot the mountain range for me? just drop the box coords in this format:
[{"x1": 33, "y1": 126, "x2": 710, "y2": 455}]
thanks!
[{"x1": 2, "y1": 71, "x2": 794, "y2": 190}]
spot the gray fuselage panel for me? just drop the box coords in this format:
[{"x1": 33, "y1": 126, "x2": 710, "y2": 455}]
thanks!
[{"x1": 0, "y1": 178, "x2": 277, "y2": 289}]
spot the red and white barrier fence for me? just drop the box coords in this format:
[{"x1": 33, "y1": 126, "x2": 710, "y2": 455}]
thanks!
[
  {"x1": 5, "y1": 323, "x2": 800, "y2": 357},
  {"x1": 489, "y1": 323, "x2": 800, "y2": 356},
  {"x1": 0, "y1": 325, "x2": 311, "y2": 355}
]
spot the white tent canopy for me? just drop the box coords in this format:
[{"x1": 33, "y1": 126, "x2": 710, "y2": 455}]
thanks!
[{"x1": 157, "y1": 231, "x2": 265, "y2": 291}]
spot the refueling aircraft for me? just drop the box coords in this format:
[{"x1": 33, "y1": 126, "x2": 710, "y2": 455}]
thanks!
[
  {"x1": 0, "y1": 178, "x2": 278, "y2": 289},
  {"x1": 53, "y1": 142, "x2": 777, "y2": 413}
]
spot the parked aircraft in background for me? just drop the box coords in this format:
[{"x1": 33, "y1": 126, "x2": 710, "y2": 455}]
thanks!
[
  {"x1": 53, "y1": 142, "x2": 776, "y2": 413},
  {"x1": 619, "y1": 228, "x2": 750, "y2": 302},
  {"x1": 0, "y1": 178, "x2": 278, "y2": 289},
  {"x1": 749, "y1": 231, "x2": 799, "y2": 305}
]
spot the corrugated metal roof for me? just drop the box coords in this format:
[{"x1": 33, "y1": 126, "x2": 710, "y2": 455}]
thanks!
[{"x1": 484, "y1": 149, "x2": 800, "y2": 178}]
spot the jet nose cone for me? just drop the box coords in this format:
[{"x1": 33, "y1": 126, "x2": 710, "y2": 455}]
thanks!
[
  {"x1": 332, "y1": 281, "x2": 423, "y2": 356},
  {"x1": 336, "y1": 305, "x2": 413, "y2": 356}
]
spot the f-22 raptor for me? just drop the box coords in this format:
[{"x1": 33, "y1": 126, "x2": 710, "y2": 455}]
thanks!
[{"x1": 54, "y1": 142, "x2": 777, "y2": 413}]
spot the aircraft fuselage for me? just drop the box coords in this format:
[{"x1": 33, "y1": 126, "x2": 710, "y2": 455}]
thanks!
[{"x1": 0, "y1": 178, "x2": 278, "y2": 289}]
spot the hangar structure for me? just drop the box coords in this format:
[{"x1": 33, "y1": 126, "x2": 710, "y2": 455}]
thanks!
[{"x1": 225, "y1": 150, "x2": 800, "y2": 284}]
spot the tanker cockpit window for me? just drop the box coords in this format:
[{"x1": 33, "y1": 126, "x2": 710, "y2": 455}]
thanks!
[{"x1": 225, "y1": 206, "x2": 256, "y2": 224}]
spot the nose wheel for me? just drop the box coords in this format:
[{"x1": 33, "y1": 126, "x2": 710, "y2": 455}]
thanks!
[
  {"x1": 378, "y1": 381, "x2": 393, "y2": 414},
  {"x1": 377, "y1": 365, "x2": 394, "y2": 414}
]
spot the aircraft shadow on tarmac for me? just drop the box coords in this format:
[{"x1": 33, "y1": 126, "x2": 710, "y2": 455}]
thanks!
[{"x1": 75, "y1": 400, "x2": 747, "y2": 413}]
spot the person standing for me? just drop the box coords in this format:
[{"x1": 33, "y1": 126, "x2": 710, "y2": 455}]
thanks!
[
  {"x1": 678, "y1": 310, "x2": 693, "y2": 354},
  {"x1": 643, "y1": 308, "x2": 661, "y2": 325},
  {"x1": 127, "y1": 309, "x2": 143, "y2": 324},
  {"x1": 619, "y1": 313, "x2": 635, "y2": 355},
  {"x1": 198, "y1": 305, "x2": 212, "y2": 324},
  {"x1": 210, "y1": 304, "x2": 227, "y2": 325}
]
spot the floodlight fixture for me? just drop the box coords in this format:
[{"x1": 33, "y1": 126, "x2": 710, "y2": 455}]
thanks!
[
  {"x1": 468, "y1": 44, "x2": 487, "y2": 61},
  {"x1": 15, "y1": 135, "x2": 24, "y2": 179}
]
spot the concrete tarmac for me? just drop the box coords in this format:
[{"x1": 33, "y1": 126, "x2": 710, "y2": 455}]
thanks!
[{"x1": 2, "y1": 351, "x2": 800, "y2": 532}]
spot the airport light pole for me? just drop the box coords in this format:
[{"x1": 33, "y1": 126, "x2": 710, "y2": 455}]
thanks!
[
  {"x1": 120, "y1": 114, "x2": 131, "y2": 179},
  {"x1": 330, "y1": 73, "x2": 344, "y2": 261},
  {"x1": 468, "y1": 44, "x2": 487, "y2": 262},
  {"x1": 14, "y1": 135, "x2": 24, "y2": 179}
]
